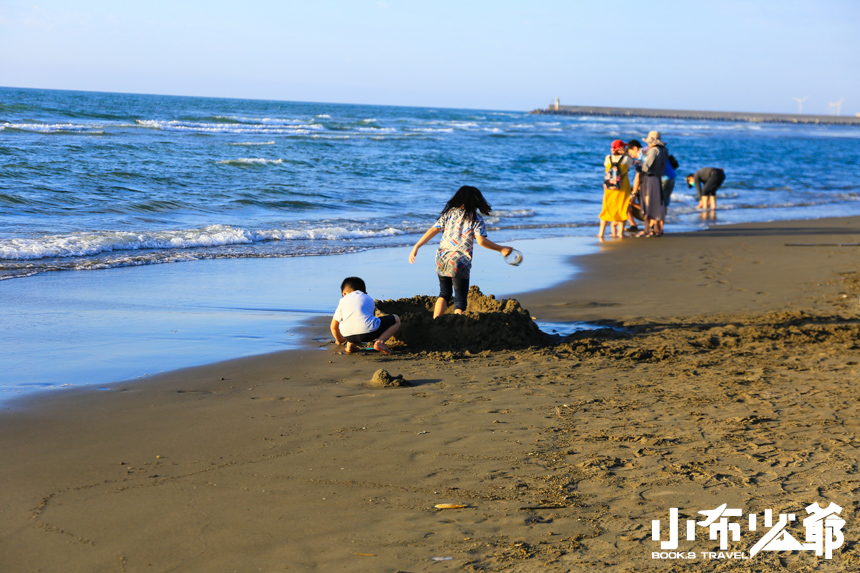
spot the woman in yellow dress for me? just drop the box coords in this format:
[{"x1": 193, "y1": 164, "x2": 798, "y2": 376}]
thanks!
[{"x1": 598, "y1": 139, "x2": 632, "y2": 238}]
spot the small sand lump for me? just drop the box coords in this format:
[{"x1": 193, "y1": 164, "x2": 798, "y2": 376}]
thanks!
[{"x1": 370, "y1": 369, "x2": 410, "y2": 388}]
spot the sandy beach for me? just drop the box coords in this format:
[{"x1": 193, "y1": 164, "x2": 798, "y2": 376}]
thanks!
[{"x1": 1, "y1": 216, "x2": 859, "y2": 572}]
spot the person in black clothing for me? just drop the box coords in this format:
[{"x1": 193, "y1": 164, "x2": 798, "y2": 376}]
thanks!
[
  {"x1": 624, "y1": 139, "x2": 644, "y2": 232},
  {"x1": 686, "y1": 167, "x2": 725, "y2": 210}
]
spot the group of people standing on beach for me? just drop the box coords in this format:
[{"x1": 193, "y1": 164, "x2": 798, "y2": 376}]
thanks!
[
  {"x1": 333, "y1": 139, "x2": 728, "y2": 354},
  {"x1": 599, "y1": 130, "x2": 725, "y2": 238}
]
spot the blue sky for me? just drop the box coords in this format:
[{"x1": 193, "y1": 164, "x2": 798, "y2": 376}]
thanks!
[{"x1": 1, "y1": 0, "x2": 857, "y2": 114}]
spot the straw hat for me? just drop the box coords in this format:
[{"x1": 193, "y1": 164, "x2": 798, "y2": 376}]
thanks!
[{"x1": 644, "y1": 130, "x2": 665, "y2": 146}]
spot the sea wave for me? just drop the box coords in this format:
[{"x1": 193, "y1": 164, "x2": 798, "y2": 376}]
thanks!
[
  {"x1": 216, "y1": 158, "x2": 284, "y2": 166},
  {"x1": 490, "y1": 209, "x2": 536, "y2": 218},
  {"x1": 135, "y1": 119, "x2": 322, "y2": 134},
  {"x1": 0, "y1": 244, "x2": 378, "y2": 281},
  {"x1": 310, "y1": 134, "x2": 351, "y2": 139},
  {"x1": 669, "y1": 192, "x2": 698, "y2": 202},
  {"x1": 198, "y1": 115, "x2": 308, "y2": 126},
  {"x1": 1, "y1": 122, "x2": 109, "y2": 133},
  {"x1": 0, "y1": 224, "x2": 407, "y2": 261},
  {"x1": 228, "y1": 141, "x2": 276, "y2": 146},
  {"x1": 357, "y1": 127, "x2": 397, "y2": 133}
]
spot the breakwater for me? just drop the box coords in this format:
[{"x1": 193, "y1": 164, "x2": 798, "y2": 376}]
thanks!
[{"x1": 531, "y1": 104, "x2": 860, "y2": 126}]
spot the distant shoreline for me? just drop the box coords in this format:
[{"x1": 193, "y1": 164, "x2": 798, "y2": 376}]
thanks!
[{"x1": 531, "y1": 104, "x2": 860, "y2": 126}]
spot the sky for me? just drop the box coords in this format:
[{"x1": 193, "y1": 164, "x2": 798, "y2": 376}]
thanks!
[{"x1": 1, "y1": 0, "x2": 858, "y2": 114}]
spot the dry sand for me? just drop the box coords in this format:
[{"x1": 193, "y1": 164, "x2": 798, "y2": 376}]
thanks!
[{"x1": 1, "y1": 217, "x2": 859, "y2": 572}]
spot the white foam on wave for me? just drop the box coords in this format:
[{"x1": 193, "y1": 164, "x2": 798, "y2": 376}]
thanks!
[
  {"x1": 255, "y1": 226, "x2": 404, "y2": 241},
  {"x1": 410, "y1": 127, "x2": 455, "y2": 133},
  {"x1": 0, "y1": 224, "x2": 406, "y2": 261},
  {"x1": 670, "y1": 192, "x2": 697, "y2": 202},
  {"x1": 835, "y1": 192, "x2": 860, "y2": 201},
  {"x1": 216, "y1": 158, "x2": 284, "y2": 166},
  {"x1": 489, "y1": 209, "x2": 536, "y2": 218},
  {"x1": 311, "y1": 134, "x2": 351, "y2": 140},
  {"x1": 315, "y1": 114, "x2": 332, "y2": 119},
  {"x1": 484, "y1": 209, "x2": 536, "y2": 224},
  {"x1": 2, "y1": 122, "x2": 107, "y2": 133},
  {"x1": 228, "y1": 141, "x2": 276, "y2": 146},
  {"x1": 357, "y1": 127, "x2": 396, "y2": 133},
  {"x1": 136, "y1": 119, "x2": 321, "y2": 135},
  {"x1": 215, "y1": 115, "x2": 307, "y2": 126},
  {"x1": 448, "y1": 121, "x2": 479, "y2": 129},
  {"x1": 256, "y1": 117, "x2": 309, "y2": 125}
]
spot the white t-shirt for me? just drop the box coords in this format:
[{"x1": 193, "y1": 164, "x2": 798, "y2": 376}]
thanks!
[{"x1": 333, "y1": 291, "x2": 380, "y2": 336}]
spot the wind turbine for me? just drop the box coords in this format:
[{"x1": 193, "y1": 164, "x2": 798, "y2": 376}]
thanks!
[
  {"x1": 828, "y1": 98, "x2": 845, "y2": 116},
  {"x1": 792, "y1": 97, "x2": 808, "y2": 114}
]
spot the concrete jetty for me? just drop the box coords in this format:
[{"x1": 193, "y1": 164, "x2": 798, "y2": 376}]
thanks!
[{"x1": 531, "y1": 104, "x2": 860, "y2": 126}]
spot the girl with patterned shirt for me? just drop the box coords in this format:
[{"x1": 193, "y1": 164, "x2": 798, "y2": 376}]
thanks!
[{"x1": 409, "y1": 186, "x2": 513, "y2": 318}]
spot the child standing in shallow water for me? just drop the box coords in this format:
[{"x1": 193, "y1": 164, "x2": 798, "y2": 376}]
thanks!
[{"x1": 409, "y1": 186, "x2": 513, "y2": 318}]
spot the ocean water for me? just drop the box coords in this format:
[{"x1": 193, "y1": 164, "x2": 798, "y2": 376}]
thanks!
[
  {"x1": 0, "y1": 238, "x2": 583, "y2": 399},
  {"x1": 3, "y1": 87, "x2": 860, "y2": 281},
  {"x1": 2, "y1": 87, "x2": 860, "y2": 400}
]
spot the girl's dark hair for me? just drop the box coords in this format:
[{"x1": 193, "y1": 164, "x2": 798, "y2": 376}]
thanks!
[{"x1": 441, "y1": 185, "x2": 492, "y2": 222}]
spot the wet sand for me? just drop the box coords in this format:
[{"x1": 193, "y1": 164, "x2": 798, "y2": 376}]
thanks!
[{"x1": 1, "y1": 217, "x2": 859, "y2": 572}]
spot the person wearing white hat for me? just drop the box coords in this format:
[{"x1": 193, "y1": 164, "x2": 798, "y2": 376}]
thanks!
[{"x1": 635, "y1": 131, "x2": 668, "y2": 236}]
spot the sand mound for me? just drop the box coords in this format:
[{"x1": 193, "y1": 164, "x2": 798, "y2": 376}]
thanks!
[
  {"x1": 369, "y1": 369, "x2": 410, "y2": 387},
  {"x1": 375, "y1": 286, "x2": 548, "y2": 353}
]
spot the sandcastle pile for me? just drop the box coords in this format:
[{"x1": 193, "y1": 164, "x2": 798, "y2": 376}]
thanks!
[{"x1": 374, "y1": 286, "x2": 548, "y2": 353}]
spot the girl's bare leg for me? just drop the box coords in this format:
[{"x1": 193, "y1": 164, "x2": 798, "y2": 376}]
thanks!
[
  {"x1": 598, "y1": 220, "x2": 608, "y2": 237},
  {"x1": 433, "y1": 297, "x2": 447, "y2": 319}
]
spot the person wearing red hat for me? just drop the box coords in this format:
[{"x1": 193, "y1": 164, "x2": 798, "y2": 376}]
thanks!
[{"x1": 599, "y1": 139, "x2": 634, "y2": 238}]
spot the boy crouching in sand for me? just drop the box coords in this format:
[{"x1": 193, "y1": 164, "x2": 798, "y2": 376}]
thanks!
[{"x1": 331, "y1": 276, "x2": 400, "y2": 355}]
